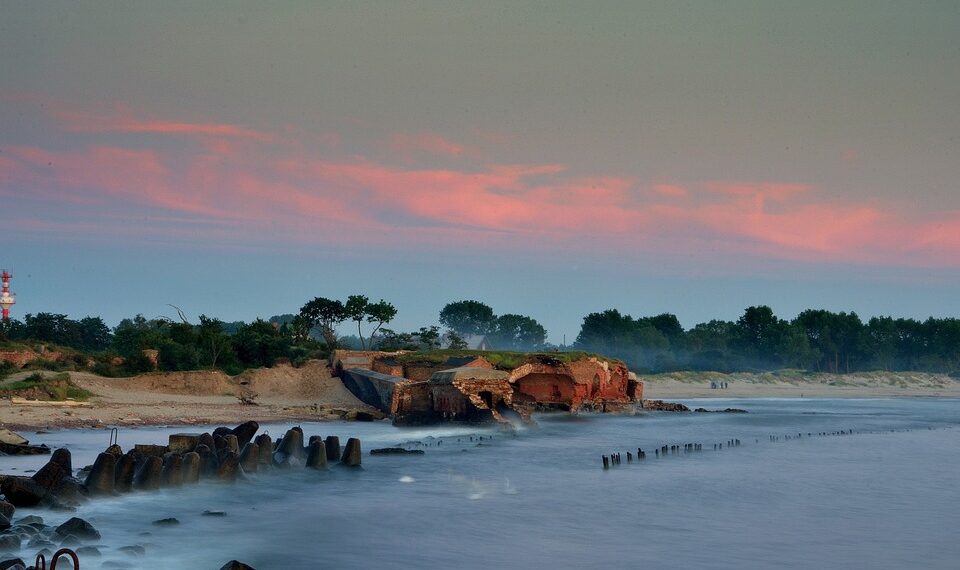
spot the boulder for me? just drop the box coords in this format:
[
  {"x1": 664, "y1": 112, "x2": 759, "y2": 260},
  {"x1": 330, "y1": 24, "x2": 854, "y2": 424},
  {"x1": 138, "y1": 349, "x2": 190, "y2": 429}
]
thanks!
[
  {"x1": 0, "y1": 476, "x2": 45, "y2": 507},
  {"x1": 340, "y1": 438, "x2": 362, "y2": 467},
  {"x1": 197, "y1": 432, "x2": 215, "y2": 452},
  {"x1": 217, "y1": 452, "x2": 240, "y2": 482},
  {"x1": 32, "y1": 459, "x2": 68, "y2": 492},
  {"x1": 0, "y1": 535, "x2": 21, "y2": 552},
  {"x1": 222, "y1": 434, "x2": 239, "y2": 454},
  {"x1": 0, "y1": 429, "x2": 28, "y2": 446},
  {"x1": 213, "y1": 434, "x2": 228, "y2": 452},
  {"x1": 84, "y1": 453, "x2": 116, "y2": 495},
  {"x1": 105, "y1": 444, "x2": 124, "y2": 457},
  {"x1": 324, "y1": 436, "x2": 341, "y2": 462},
  {"x1": 305, "y1": 440, "x2": 328, "y2": 470},
  {"x1": 181, "y1": 452, "x2": 201, "y2": 484},
  {"x1": 370, "y1": 448, "x2": 425, "y2": 455},
  {"x1": 254, "y1": 434, "x2": 273, "y2": 465},
  {"x1": 50, "y1": 448, "x2": 73, "y2": 473},
  {"x1": 167, "y1": 433, "x2": 201, "y2": 454},
  {"x1": 238, "y1": 443, "x2": 258, "y2": 473},
  {"x1": 0, "y1": 558, "x2": 26, "y2": 570},
  {"x1": 277, "y1": 429, "x2": 304, "y2": 460},
  {"x1": 160, "y1": 453, "x2": 183, "y2": 487},
  {"x1": 196, "y1": 445, "x2": 220, "y2": 478},
  {"x1": 231, "y1": 421, "x2": 259, "y2": 448},
  {"x1": 49, "y1": 476, "x2": 85, "y2": 507},
  {"x1": 152, "y1": 518, "x2": 179, "y2": 526},
  {"x1": 0, "y1": 512, "x2": 9, "y2": 531},
  {"x1": 55, "y1": 517, "x2": 101, "y2": 540},
  {"x1": 0, "y1": 501, "x2": 13, "y2": 520},
  {"x1": 212, "y1": 426, "x2": 232, "y2": 439},
  {"x1": 133, "y1": 444, "x2": 168, "y2": 458},
  {"x1": 133, "y1": 456, "x2": 163, "y2": 490},
  {"x1": 114, "y1": 453, "x2": 137, "y2": 492}
]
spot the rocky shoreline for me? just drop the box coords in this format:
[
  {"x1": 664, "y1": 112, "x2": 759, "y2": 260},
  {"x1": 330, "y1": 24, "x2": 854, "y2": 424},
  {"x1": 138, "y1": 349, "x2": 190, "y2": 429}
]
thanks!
[{"x1": 0, "y1": 421, "x2": 365, "y2": 569}]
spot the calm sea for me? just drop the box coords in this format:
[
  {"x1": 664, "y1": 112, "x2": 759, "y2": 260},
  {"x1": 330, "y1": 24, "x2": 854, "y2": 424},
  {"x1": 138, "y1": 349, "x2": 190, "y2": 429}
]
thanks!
[{"x1": 2, "y1": 398, "x2": 959, "y2": 569}]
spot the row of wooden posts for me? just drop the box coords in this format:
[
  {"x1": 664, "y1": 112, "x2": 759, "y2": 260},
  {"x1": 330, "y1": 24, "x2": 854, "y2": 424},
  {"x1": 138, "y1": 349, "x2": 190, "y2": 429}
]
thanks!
[{"x1": 602, "y1": 428, "x2": 860, "y2": 469}]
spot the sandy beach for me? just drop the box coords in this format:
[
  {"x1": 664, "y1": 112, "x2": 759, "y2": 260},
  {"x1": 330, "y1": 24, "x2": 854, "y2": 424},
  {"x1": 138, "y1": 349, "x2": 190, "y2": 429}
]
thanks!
[
  {"x1": 2, "y1": 365, "x2": 958, "y2": 431},
  {"x1": 0, "y1": 360, "x2": 380, "y2": 431},
  {"x1": 642, "y1": 370, "x2": 960, "y2": 399}
]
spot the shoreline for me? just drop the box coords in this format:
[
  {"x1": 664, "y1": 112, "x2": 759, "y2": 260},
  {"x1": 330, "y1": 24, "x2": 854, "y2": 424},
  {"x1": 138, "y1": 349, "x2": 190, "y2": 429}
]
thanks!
[{"x1": 1, "y1": 367, "x2": 957, "y2": 431}]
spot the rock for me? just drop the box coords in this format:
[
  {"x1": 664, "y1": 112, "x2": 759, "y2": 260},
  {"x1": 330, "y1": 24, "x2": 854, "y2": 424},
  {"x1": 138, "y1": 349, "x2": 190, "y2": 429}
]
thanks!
[
  {"x1": 0, "y1": 501, "x2": 13, "y2": 520},
  {"x1": 50, "y1": 448, "x2": 73, "y2": 473},
  {"x1": 222, "y1": 434, "x2": 239, "y2": 454},
  {"x1": 32, "y1": 459, "x2": 69, "y2": 492},
  {"x1": 231, "y1": 421, "x2": 259, "y2": 448},
  {"x1": 0, "y1": 558, "x2": 26, "y2": 570},
  {"x1": 324, "y1": 436, "x2": 341, "y2": 462},
  {"x1": 0, "y1": 477, "x2": 45, "y2": 507},
  {"x1": 152, "y1": 517, "x2": 179, "y2": 526},
  {"x1": 219, "y1": 560, "x2": 256, "y2": 570},
  {"x1": 133, "y1": 444, "x2": 168, "y2": 458},
  {"x1": 308, "y1": 435, "x2": 323, "y2": 446},
  {"x1": 49, "y1": 476, "x2": 85, "y2": 507},
  {"x1": 277, "y1": 429, "x2": 304, "y2": 460},
  {"x1": 202, "y1": 510, "x2": 226, "y2": 517},
  {"x1": 0, "y1": 513, "x2": 9, "y2": 532},
  {"x1": 370, "y1": 448, "x2": 425, "y2": 455},
  {"x1": 104, "y1": 444, "x2": 123, "y2": 458},
  {"x1": 0, "y1": 429, "x2": 28, "y2": 446},
  {"x1": 84, "y1": 453, "x2": 116, "y2": 495},
  {"x1": 60, "y1": 533, "x2": 82, "y2": 546},
  {"x1": 181, "y1": 452, "x2": 201, "y2": 484},
  {"x1": 197, "y1": 432, "x2": 215, "y2": 452},
  {"x1": 160, "y1": 453, "x2": 183, "y2": 487},
  {"x1": 340, "y1": 438, "x2": 362, "y2": 467},
  {"x1": 118, "y1": 544, "x2": 146, "y2": 556},
  {"x1": 254, "y1": 434, "x2": 273, "y2": 465},
  {"x1": 76, "y1": 545, "x2": 101, "y2": 557},
  {"x1": 167, "y1": 433, "x2": 201, "y2": 454},
  {"x1": 0, "y1": 535, "x2": 20, "y2": 551},
  {"x1": 212, "y1": 426, "x2": 232, "y2": 439},
  {"x1": 197, "y1": 445, "x2": 220, "y2": 478},
  {"x1": 55, "y1": 517, "x2": 100, "y2": 540},
  {"x1": 641, "y1": 400, "x2": 691, "y2": 412},
  {"x1": 133, "y1": 456, "x2": 163, "y2": 490},
  {"x1": 213, "y1": 434, "x2": 228, "y2": 452},
  {"x1": 114, "y1": 453, "x2": 137, "y2": 492},
  {"x1": 13, "y1": 515, "x2": 42, "y2": 526},
  {"x1": 238, "y1": 443, "x2": 258, "y2": 473},
  {"x1": 217, "y1": 452, "x2": 240, "y2": 482},
  {"x1": 305, "y1": 441, "x2": 328, "y2": 470}
]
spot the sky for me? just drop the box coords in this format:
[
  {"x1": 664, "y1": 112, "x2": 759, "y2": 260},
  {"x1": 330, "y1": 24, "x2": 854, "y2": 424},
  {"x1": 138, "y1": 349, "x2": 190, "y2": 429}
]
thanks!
[{"x1": 1, "y1": 1, "x2": 959, "y2": 343}]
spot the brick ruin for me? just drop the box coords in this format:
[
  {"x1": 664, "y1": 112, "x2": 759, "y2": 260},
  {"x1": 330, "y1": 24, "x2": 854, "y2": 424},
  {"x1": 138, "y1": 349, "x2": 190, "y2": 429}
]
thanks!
[{"x1": 332, "y1": 350, "x2": 643, "y2": 426}]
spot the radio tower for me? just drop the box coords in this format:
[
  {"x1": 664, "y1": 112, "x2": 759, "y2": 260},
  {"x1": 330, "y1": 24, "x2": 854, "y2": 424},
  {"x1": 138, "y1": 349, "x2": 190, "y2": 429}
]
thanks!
[{"x1": 0, "y1": 271, "x2": 15, "y2": 321}]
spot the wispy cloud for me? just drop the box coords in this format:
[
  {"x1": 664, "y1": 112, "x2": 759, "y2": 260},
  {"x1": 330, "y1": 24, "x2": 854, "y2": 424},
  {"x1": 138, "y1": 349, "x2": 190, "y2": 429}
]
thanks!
[{"x1": 3, "y1": 100, "x2": 959, "y2": 269}]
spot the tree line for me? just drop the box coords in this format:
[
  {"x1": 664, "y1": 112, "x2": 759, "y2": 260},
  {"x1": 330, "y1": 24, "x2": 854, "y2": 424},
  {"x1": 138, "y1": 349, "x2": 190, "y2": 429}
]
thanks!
[
  {"x1": 574, "y1": 306, "x2": 960, "y2": 375},
  {"x1": 2, "y1": 300, "x2": 958, "y2": 376}
]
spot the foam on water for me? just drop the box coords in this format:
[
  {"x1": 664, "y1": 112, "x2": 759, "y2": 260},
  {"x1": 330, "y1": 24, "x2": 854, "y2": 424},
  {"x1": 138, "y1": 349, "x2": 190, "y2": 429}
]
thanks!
[{"x1": 2, "y1": 399, "x2": 959, "y2": 569}]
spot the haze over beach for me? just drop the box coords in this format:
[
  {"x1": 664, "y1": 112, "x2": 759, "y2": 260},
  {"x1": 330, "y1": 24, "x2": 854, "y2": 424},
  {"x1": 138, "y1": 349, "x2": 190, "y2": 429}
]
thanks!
[{"x1": 1, "y1": 2, "x2": 959, "y2": 340}]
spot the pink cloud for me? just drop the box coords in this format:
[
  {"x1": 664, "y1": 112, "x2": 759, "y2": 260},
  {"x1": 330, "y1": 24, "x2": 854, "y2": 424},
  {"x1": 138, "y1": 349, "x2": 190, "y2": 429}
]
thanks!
[
  {"x1": 53, "y1": 104, "x2": 273, "y2": 141},
  {"x1": 388, "y1": 132, "x2": 466, "y2": 158},
  {"x1": 3, "y1": 101, "x2": 960, "y2": 269}
]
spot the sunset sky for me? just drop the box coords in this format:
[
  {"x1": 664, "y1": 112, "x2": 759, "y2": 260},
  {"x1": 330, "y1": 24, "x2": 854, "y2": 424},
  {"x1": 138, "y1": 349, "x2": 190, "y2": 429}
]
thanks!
[{"x1": 2, "y1": 2, "x2": 958, "y2": 342}]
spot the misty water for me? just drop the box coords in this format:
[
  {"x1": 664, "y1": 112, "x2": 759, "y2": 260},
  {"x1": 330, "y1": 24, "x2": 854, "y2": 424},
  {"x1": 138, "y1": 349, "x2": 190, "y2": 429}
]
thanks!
[{"x1": 3, "y1": 399, "x2": 959, "y2": 569}]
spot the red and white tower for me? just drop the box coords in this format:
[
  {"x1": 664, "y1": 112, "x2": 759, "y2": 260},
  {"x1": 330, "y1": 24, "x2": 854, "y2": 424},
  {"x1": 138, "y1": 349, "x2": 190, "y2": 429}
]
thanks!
[{"x1": 0, "y1": 271, "x2": 15, "y2": 321}]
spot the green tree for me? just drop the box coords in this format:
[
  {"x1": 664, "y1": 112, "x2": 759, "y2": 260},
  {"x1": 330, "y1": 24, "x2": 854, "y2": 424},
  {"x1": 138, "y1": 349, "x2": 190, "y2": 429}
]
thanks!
[
  {"x1": 366, "y1": 299, "x2": 398, "y2": 346},
  {"x1": 344, "y1": 295, "x2": 371, "y2": 349},
  {"x1": 298, "y1": 297, "x2": 346, "y2": 348},
  {"x1": 439, "y1": 300, "x2": 496, "y2": 336},
  {"x1": 489, "y1": 314, "x2": 547, "y2": 351},
  {"x1": 417, "y1": 326, "x2": 441, "y2": 350}
]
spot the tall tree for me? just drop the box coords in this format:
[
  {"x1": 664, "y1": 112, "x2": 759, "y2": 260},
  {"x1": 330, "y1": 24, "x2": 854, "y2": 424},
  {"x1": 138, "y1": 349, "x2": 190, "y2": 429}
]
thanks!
[
  {"x1": 489, "y1": 314, "x2": 547, "y2": 351},
  {"x1": 366, "y1": 300, "x2": 398, "y2": 346},
  {"x1": 298, "y1": 297, "x2": 346, "y2": 348},
  {"x1": 439, "y1": 300, "x2": 496, "y2": 336},
  {"x1": 344, "y1": 295, "x2": 370, "y2": 349}
]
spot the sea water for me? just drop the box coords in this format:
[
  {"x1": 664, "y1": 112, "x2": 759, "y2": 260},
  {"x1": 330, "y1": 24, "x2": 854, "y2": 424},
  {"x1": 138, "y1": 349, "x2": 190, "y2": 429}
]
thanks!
[{"x1": 2, "y1": 398, "x2": 959, "y2": 569}]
